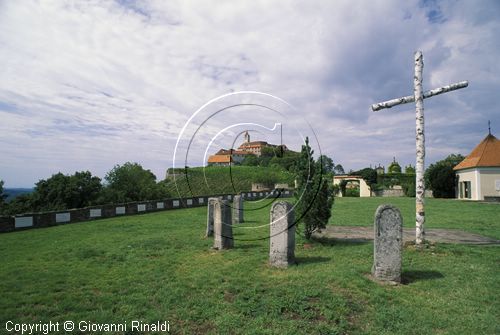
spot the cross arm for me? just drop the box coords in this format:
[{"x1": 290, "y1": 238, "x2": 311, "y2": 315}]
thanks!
[{"x1": 371, "y1": 80, "x2": 468, "y2": 111}]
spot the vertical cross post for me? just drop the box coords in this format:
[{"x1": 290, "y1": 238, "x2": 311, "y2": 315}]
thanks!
[{"x1": 414, "y1": 51, "x2": 425, "y2": 245}]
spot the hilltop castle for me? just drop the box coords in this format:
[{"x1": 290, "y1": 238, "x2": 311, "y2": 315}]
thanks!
[{"x1": 207, "y1": 131, "x2": 288, "y2": 166}]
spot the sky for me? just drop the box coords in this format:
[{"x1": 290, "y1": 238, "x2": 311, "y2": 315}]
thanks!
[{"x1": 1, "y1": 0, "x2": 499, "y2": 187}]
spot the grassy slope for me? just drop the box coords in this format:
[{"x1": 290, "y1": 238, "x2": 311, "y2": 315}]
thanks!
[
  {"x1": 163, "y1": 166, "x2": 294, "y2": 197},
  {"x1": 0, "y1": 198, "x2": 498, "y2": 334}
]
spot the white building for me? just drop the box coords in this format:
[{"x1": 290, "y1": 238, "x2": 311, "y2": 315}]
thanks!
[{"x1": 454, "y1": 133, "x2": 500, "y2": 201}]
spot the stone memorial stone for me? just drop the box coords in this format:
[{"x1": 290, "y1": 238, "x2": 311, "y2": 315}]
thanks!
[
  {"x1": 116, "y1": 206, "x2": 126, "y2": 215},
  {"x1": 372, "y1": 204, "x2": 403, "y2": 283},
  {"x1": 157, "y1": 202, "x2": 164, "y2": 209},
  {"x1": 232, "y1": 194, "x2": 244, "y2": 224},
  {"x1": 187, "y1": 199, "x2": 193, "y2": 206},
  {"x1": 137, "y1": 204, "x2": 146, "y2": 212},
  {"x1": 90, "y1": 209, "x2": 102, "y2": 218},
  {"x1": 213, "y1": 199, "x2": 233, "y2": 250},
  {"x1": 199, "y1": 198, "x2": 205, "y2": 204},
  {"x1": 269, "y1": 201, "x2": 295, "y2": 268},
  {"x1": 206, "y1": 197, "x2": 219, "y2": 237},
  {"x1": 173, "y1": 200, "x2": 180, "y2": 207},
  {"x1": 15, "y1": 216, "x2": 33, "y2": 228},
  {"x1": 56, "y1": 212, "x2": 70, "y2": 223}
]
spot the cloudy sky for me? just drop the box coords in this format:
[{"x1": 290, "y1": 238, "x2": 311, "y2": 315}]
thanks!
[{"x1": 1, "y1": 0, "x2": 499, "y2": 187}]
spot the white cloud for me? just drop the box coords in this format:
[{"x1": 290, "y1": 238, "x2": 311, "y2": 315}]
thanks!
[{"x1": 0, "y1": 0, "x2": 499, "y2": 186}]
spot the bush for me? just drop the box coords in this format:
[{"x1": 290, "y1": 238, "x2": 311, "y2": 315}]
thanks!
[{"x1": 425, "y1": 154, "x2": 464, "y2": 198}]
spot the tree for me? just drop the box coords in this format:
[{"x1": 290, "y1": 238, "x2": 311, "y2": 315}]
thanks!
[
  {"x1": 354, "y1": 167, "x2": 378, "y2": 190},
  {"x1": 318, "y1": 155, "x2": 334, "y2": 175},
  {"x1": 295, "y1": 138, "x2": 333, "y2": 239},
  {"x1": 241, "y1": 155, "x2": 259, "y2": 166},
  {"x1": 425, "y1": 154, "x2": 465, "y2": 198},
  {"x1": 1, "y1": 194, "x2": 34, "y2": 215},
  {"x1": 31, "y1": 171, "x2": 102, "y2": 211},
  {"x1": 101, "y1": 162, "x2": 163, "y2": 203},
  {"x1": 0, "y1": 179, "x2": 8, "y2": 214},
  {"x1": 0, "y1": 180, "x2": 6, "y2": 207},
  {"x1": 333, "y1": 164, "x2": 345, "y2": 175}
]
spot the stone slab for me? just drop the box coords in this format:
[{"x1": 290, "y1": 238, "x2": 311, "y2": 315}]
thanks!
[
  {"x1": 372, "y1": 205, "x2": 403, "y2": 283},
  {"x1": 56, "y1": 213, "x2": 70, "y2": 223},
  {"x1": 89, "y1": 209, "x2": 102, "y2": 218},
  {"x1": 269, "y1": 201, "x2": 295, "y2": 268},
  {"x1": 15, "y1": 217, "x2": 33, "y2": 228},
  {"x1": 213, "y1": 199, "x2": 233, "y2": 250},
  {"x1": 116, "y1": 207, "x2": 126, "y2": 215}
]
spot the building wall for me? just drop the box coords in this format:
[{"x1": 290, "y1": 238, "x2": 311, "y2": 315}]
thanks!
[
  {"x1": 333, "y1": 177, "x2": 371, "y2": 197},
  {"x1": 456, "y1": 169, "x2": 479, "y2": 200},
  {"x1": 478, "y1": 167, "x2": 500, "y2": 199}
]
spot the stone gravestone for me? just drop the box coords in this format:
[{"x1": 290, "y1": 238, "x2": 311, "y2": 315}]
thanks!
[
  {"x1": 372, "y1": 204, "x2": 403, "y2": 283},
  {"x1": 206, "y1": 197, "x2": 219, "y2": 237},
  {"x1": 213, "y1": 199, "x2": 233, "y2": 250},
  {"x1": 269, "y1": 201, "x2": 295, "y2": 268},
  {"x1": 232, "y1": 194, "x2": 244, "y2": 224}
]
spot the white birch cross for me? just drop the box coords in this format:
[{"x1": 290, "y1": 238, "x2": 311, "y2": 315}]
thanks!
[{"x1": 371, "y1": 51, "x2": 468, "y2": 245}]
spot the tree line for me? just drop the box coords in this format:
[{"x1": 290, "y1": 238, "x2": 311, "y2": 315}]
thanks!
[
  {"x1": 0, "y1": 162, "x2": 169, "y2": 215},
  {"x1": 336, "y1": 154, "x2": 464, "y2": 198}
]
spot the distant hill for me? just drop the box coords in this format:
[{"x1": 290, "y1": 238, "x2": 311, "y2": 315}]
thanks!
[
  {"x1": 4, "y1": 188, "x2": 34, "y2": 202},
  {"x1": 162, "y1": 166, "x2": 295, "y2": 197}
]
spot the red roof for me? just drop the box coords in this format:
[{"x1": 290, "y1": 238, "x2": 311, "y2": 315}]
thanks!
[
  {"x1": 207, "y1": 155, "x2": 231, "y2": 163},
  {"x1": 454, "y1": 134, "x2": 500, "y2": 170}
]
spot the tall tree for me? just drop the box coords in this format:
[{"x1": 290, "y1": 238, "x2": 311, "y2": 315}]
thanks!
[
  {"x1": 32, "y1": 171, "x2": 102, "y2": 211},
  {"x1": 318, "y1": 155, "x2": 334, "y2": 175},
  {"x1": 334, "y1": 164, "x2": 345, "y2": 175},
  {"x1": 425, "y1": 154, "x2": 465, "y2": 198},
  {"x1": 102, "y1": 162, "x2": 163, "y2": 203},
  {"x1": 0, "y1": 180, "x2": 6, "y2": 208},
  {"x1": 295, "y1": 138, "x2": 333, "y2": 239}
]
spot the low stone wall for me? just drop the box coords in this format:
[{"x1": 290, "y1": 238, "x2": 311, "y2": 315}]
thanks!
[
  {"x1": 372, "y1": 189, "x2": 433, "y2": 198},
  {"x1": 0, "y1": 189, "x2": 293, "y2": 234},
  {"x1": 372, "y1": 189, "x2": 405, "y2": 197}
]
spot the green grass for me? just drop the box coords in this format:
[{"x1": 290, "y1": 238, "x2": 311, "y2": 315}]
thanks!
[
  {"x1": 0, "y1": 198, "x2": 499, "y2": 334},
  {"x1": 332, "y1": 197, "x2": 500, "y2": 239},
  {"x1": 163, "y1": 166, "x2": 294, "y2": 197}
]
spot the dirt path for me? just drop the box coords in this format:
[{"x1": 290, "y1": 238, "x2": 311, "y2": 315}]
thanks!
[{"x1": 314, "y1": 226, "x2": 500, "y2": 245}]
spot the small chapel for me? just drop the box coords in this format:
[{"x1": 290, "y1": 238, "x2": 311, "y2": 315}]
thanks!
[{"x1": 454, "y1": 132, "x2": 500, "y2": 201}]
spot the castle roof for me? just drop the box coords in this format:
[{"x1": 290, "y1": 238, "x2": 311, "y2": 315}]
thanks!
[
  {"x1": 215, "y1": 149, "x2": 251, "y2": 156},
  {"x1": 239, "y1": 141, "x2": 269, "y2": 147},
  {"x1": 454, "y1": 134, "x2": 500, "y2": 170}
]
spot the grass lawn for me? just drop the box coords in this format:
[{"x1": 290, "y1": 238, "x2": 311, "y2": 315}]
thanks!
[{"x1": 0, "y1": 197, "x2": 498, "y2": 334}]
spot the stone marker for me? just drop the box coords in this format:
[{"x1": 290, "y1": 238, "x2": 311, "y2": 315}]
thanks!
[
  {"x1": 206, "y1": 197, "x2": 219, "y2": 237},
  {"x1": 232, "y1": 194, "x2": 244, "y2": 224},
  {"x1": 269, "y1": 201, "x2": 295, "y2": 268},
  {"x1": 372, "y1": 204, "x2": 403, "y2": 283},
  {"x1": 213, "y1": 199, "x2": 233, "y2": 250}
]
